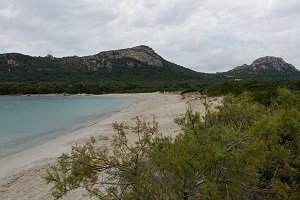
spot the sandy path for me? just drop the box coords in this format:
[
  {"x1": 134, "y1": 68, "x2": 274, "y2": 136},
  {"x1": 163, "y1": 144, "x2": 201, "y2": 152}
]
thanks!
[{"x1": 0, "y1": 92, "x2": 194, "y2": 200}]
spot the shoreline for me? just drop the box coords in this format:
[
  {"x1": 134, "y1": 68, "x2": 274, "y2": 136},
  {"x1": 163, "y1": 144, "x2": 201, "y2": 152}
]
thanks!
[
  {"x1": 0, "y1": 94, "x2": 139, "y2": 160},
  {"x1": 0, "y1": 92, "x2": 161, "y2": 97},
  {"x1": 0, "y1": 93, "x2": 141, "y2": 181}
]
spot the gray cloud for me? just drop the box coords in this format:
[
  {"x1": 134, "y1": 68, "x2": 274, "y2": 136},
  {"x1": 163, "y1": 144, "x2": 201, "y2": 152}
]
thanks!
[{"x1": 0, "y1": 0, "x2": 299, "y2": 72}]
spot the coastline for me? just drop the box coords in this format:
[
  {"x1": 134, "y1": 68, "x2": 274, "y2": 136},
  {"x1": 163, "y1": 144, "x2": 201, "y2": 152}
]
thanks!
[
  {"x1": 0, "y1": 94, "x2": 138, "y2": 159},
  {"x1": 0, "y1": 92, "x2": 221, "y2": 200},
  {"x1": 0, "y1": 93, "x2": 140, "y2": 180}
]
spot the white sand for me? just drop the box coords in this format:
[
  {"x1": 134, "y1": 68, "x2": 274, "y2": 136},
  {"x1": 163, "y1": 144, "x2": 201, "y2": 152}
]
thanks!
[{"x1": 0, "y1": 92, "x2": 221, "y2": 200}]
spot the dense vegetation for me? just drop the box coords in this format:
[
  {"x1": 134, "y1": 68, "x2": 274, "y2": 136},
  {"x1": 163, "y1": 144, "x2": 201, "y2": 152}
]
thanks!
[
  {"x1": 182, "y1": 80, "x2": 300, "y2": 105},
  {"x1": 45, "y1": 89, "x2": 300, "y2": 199},
  {"x1": 1, "y1": 80, "x2": 299, "y2": 108}
]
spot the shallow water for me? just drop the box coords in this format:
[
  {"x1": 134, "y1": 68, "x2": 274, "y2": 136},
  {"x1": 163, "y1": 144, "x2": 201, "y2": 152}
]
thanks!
[{"x1": 0, "y1": 95, "x2": 135, "y2": 158}]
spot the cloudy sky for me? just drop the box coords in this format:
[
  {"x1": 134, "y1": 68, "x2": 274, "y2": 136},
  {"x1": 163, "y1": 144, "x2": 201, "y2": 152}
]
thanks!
[{"x1": 0, "y1": 0, "x2": 299, "y2": 72}]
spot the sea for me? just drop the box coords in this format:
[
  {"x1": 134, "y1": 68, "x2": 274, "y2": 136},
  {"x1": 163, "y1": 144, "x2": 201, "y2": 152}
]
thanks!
[{"x1": 0, "y1": 95, "x2": 136, "y2": 158}]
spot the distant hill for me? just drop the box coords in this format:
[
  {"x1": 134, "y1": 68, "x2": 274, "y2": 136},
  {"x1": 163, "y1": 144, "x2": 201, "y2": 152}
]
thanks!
[
  {"x1": 225, "y1": 56, "x2": 300, "y2": 79},
  {"x1": 0, "y1": 45, "x2": 204, "y2": 83}
]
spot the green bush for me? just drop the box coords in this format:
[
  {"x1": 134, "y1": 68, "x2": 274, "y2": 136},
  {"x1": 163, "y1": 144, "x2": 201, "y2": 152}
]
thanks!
[{"x1": 45, "y1": 89, "x2": 300, "y2": 199}]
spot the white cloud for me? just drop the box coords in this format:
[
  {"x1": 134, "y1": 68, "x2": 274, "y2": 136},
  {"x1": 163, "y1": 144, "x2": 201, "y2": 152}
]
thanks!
[{"x1": 0, "y1": 0, "x2": 299, "y2": 72}]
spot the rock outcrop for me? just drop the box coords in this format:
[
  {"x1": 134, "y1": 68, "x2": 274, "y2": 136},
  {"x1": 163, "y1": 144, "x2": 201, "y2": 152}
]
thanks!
[
  {"x1": 82, "y1": 45, "x2": 163, "y2": 71},
  {"x1": 229, "y1": 56, "x2": 298, "y2": 74}
]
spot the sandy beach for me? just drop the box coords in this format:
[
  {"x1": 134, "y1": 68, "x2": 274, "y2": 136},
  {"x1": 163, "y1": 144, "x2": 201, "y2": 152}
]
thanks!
[{"x1": 0, "y1": 92, "x2": 221, "y2": 200}]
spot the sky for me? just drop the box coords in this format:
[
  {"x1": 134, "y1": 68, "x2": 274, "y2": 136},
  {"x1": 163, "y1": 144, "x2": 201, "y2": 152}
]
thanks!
[{"x1": 0, "y1": 0, "x2": 299, "y2": 72}]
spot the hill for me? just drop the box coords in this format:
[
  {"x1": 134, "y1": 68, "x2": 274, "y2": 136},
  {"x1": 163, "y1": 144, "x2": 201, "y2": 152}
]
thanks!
[
  {"x1": 224, "y1": 56, "x2": 300, "y2": 80},
  {"x1": 0, "y1": 45, "x2": 203, "y2": 83}
]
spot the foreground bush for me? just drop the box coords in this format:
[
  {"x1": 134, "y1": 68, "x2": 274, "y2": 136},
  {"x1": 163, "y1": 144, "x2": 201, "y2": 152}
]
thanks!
[{"x1": 45, "y1": 89, "x2": 300, "y2": 199}]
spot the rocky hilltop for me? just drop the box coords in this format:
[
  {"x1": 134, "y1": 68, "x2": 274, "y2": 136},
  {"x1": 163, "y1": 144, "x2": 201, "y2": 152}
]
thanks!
[
  {"x1": 82, "y1": 45, "x2": 163, "y2": 71},
  {"x1": 228, "y1": 56, "x2": 299, "y2": 75}
]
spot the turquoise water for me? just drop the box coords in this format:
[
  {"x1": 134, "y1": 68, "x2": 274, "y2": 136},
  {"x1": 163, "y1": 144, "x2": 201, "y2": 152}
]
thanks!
[{"x1": 0, "y1": 95, "x2": 135, "y2": 158}]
